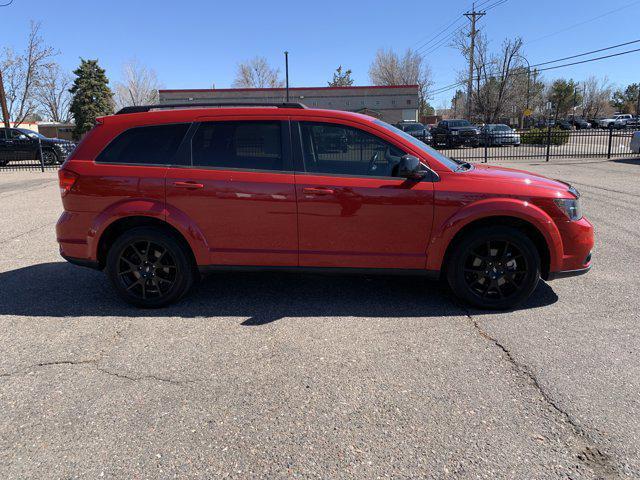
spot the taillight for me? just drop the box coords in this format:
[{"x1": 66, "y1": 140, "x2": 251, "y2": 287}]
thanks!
[{"x1": 58, "y1": 169, "x2": 79, "y2": 197}]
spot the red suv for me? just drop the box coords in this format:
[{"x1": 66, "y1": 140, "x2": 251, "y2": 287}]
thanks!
[{"x1": 56, "y1": 103, "x2": 593, "y2": 309}]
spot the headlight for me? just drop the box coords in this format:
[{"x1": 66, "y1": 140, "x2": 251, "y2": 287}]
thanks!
[{"x1": 554, "y1": 197, "x2": 583, "y2": 221}]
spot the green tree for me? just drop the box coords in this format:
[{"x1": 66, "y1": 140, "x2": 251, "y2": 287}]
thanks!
[
  {"x1": 611, "y1": 83, "x2": 639, "y2": 114},
  {"x1": 328, "y1": 65, "x2": 354, "y2": 87},
  {"x1": 69, "y1": 59, "x2": 113, "y2": 138},
  {"x1": 548, "y1": 79, "x2": 582, "y2": 119}
]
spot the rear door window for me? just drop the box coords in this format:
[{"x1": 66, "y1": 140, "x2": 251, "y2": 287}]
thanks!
[
  {"x1": 191, "y1": 121, "x2": 283, "y2": 171},
  {"x1": 96, "y1": 123, "x2": 190, "y2": 165}
]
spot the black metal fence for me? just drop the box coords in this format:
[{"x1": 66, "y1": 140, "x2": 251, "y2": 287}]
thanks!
[
  {"x1": 437, "y1": 128, "x2": 640, "y2": 163},
  {"x1": 1, "y1": 128, "x2": 638, "y2": 173}
]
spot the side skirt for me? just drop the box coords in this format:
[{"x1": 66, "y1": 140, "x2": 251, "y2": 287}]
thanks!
[{"x1": 198, "y1": 265, "x2": 441, "y2": 279}]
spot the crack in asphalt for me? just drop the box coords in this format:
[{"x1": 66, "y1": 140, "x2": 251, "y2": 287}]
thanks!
[
  {"x1": 0, "y1": 323, "x2": 197, "y2": 386},
  {"x1": 0, "y1": 221, "x2": 57, "y2": 244},
  {"x1": 461, "y1": 307, "x2": 624, "y2": 478},
  {"x1": 0, "y1": 358, "x2": 198, "y2": 385}
]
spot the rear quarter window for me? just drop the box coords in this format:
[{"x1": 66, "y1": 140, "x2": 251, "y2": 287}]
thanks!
[{"x1": 96, "y1": 123, "x2": 190, "y2": 165}]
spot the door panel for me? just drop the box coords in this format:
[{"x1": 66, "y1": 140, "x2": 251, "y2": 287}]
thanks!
[
  {"x1": 293, "y1": 121, "x2": 434, "y2": 269},
  {"x1": 166, "y1": 169, "x2": 298, "y2": 266},
  {"x1": 296, "y1": 174, "x2": 433, "y2": 269},
  {"x1": 165, "y1": 119, "x2": 298, "y2": 267}
]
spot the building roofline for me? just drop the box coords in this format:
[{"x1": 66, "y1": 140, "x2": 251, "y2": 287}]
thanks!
[{"x1": 159, "y1": 84, "x2": 419, "y2": 94}]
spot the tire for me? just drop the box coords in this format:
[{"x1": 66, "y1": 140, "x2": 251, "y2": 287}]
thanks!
[
  {"x1": 106, "y1": 226, "x2": 195, "y2": 308},
  {"x1": 446, "y1": 226, "x2": 540, "y2": 310},
  {"x1": 41, "y1": 148, "x2": 58, "y2": 165}
]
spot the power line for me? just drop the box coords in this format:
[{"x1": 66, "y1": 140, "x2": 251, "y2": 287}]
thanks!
[
  {"x1": 526, "y1": 0, "x2": 640, "y2": 44},
  {"x1": 427, "y1": 44, "x2": 640, "y2": 97},
  {"x1": 530, "y1": 38, "x2": 640, "y2": 68},
  {"x1": 535, "y1": 46, "x2": 640, "y2": 72},
  {"x1": 412, "y1": 0, "x2": 490, "y2": 52}
]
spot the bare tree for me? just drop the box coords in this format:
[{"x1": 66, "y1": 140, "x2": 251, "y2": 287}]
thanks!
[
  {"x1": 453, "y1": 32, "x2": 532, "y2": 124},
  {"x1": 0, "y1": 21, "x2": 56, "y2": 126},
  {"x1": 581, "y1": 76, "x2": 612, "y2": 119},
  {"x1": 113, "y1": 59, "x2": 160, "y2": 110},
  {"x1": 232, "y1": 57, "x2": 284, "y2": 88},
  {"x1": 35, "y1": 63, "x2": 71, "y2": 122},
  {"x1": 369, "y1": 48, "x2": 433, "y2": 116}
]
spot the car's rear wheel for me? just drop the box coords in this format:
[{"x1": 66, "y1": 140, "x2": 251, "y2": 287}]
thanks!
[
  {"x1": 447, "y1": 226, "x2": 540, "y2": 310},
  {"x1": 106, "y1": 227, "x2": 195, "y2": 308}
]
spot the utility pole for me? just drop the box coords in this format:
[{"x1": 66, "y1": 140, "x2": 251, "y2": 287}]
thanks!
[
  {"x1": 0, "y1": 69, "x2": 10, "y2": 129},
  {"x1": 464, "y1": 3, "x2": 485, "y2": 121},
  {"x1": 284, "y1": 51, "x2": 290, "y2": 102}
]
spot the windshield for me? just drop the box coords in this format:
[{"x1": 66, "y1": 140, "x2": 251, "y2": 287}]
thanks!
[
  {"x1": 374, "y1": 119, "x2": 464, "y2": 172},
  {"x1": 17, "y1": 129, "x2": 46, "y2": 139},
  {"x1": 448, "y1": 120, "x2": 472, "y2": 128},
  {"x1": 493, "y1": 125, "x2": 512, "y2": 131},
  {"x1": 403, "y1": 123, "x2": 423, "y2": 132}
]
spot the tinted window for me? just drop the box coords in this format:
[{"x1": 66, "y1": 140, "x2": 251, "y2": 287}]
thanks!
[
  {"x1": 300, "y1": 122, "x2": 405, "y2": 177},
  {"x1": 374, "y1": 120, "x2": 462, "y2": 172},
  {"x1": 191, "y1": 121, "x2": 283, "y2": 171},
  {"x1": 9, "y1": 129, "x2": 29, "y2": 139},
  {"x1": 449, "y1": 120, "x2": 471, "y2": 128},
  {"x1": 96, "y1": 123, "x2": 190, "y2": 165},
  {"x1": 0, "y1": 129, "x2": 5, "y2": 140}
]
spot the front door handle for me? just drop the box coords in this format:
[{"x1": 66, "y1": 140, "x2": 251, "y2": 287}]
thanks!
[
  {"x1": 303, "y1": 187, "x2": 335, "y2": 195},
  {"x1": 173, "y1": 181, "x2": 204, "y2": 190}
]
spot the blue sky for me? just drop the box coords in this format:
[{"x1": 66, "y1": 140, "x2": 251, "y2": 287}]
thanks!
[{"x1": 4, "y1": 0, "x2": 640, "y2": 107}]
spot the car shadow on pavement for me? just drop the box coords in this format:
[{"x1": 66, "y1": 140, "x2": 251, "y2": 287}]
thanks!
[
  {"x1": 0, "y1": 262, "x2": 558, "y2": 325},
  {"x1": 612, "y1": 157, "x2": 640, "y2": 166}
]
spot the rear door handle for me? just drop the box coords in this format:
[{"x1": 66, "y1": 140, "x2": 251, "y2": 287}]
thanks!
[
  {"x1": 173, "y1": 181, "x2": 204, "y2": 190},
  {"x1": 303, "y1": 187, "x2": 335, "y2": 195}
]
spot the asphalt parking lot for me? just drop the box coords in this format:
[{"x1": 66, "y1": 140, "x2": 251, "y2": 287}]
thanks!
[{"x1": 0, "y1": 157, "x2": 639, "y2": 479}]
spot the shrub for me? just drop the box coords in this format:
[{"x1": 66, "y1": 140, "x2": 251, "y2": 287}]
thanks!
[{"x1": 520, "y1": 128, "x2": 570, "y2": 145}]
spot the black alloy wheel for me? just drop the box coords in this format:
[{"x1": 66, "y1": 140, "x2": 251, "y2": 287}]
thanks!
[
  {"x1": 106, "y1": 227, "x2": 195, "y2": 308},
  {"x1": 41, "y1": 149, "x2": 58, "y2": 165},
  {"x1": 447, "y1": 226, "x2": 540, "y2": 310}
]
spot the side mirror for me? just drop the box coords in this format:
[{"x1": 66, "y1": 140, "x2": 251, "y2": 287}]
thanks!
[{"x1": 397, "y1": 155, "x2": 427, "y2": 180}]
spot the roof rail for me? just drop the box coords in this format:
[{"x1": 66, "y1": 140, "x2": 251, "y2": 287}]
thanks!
[{"x1": 115, "y1": 102, "x2": 307, "y2": 115}]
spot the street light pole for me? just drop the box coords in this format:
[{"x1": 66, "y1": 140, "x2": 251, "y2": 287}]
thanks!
[
  {"x1": 513, "y1": 54, "x2": 530, "y2": 128},
  {"x1": 284, "y1": 51, "x2": 290, "y2": 102}
]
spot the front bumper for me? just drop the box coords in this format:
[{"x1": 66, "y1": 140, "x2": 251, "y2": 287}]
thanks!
[{"x1": 547, "y1": 264, "x2": 591, "y2": 281}]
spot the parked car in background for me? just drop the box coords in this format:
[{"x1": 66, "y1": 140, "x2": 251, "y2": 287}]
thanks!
[
  {"x1": 0, "y1": 128, "x2": 75, "y2": 166},
  {"x1": 597, "y1": 114, "x2": 633, "y2": 129},
  {"x1": 625, "y1": 116, "x2": 640, "y2": 129},
  {"x1": 480, "y1": 124, "x2": 521, "y2": 146},
  {"x1": 632, "y1": 131, "x2": 640, "y2": 153},
  {"x1": 394, "y1": 121, "x2": 432, "y2": 145},
  {"x1": 431, "y1": 119, "x2": 480, "y2": 148},
  {"x1": 571, "y1": 118, "x2": 591, "y2": 130},
  {"x1": 315, "y1": 125, "x2": 349, "y2": 153},
  {"x1": 56, "y1": 102, "x2": 594, "y2": 310},
  {"x1": 556, "y1": 119, "x2": 574, "y2": 131}
]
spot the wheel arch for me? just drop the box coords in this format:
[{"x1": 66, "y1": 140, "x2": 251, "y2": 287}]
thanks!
[
  {"x1": 96, "y1": 216, "x2": 198, "y2": 270},
  {"x1": 428, "y1": 199, "x2": 563, "y2": 279}
]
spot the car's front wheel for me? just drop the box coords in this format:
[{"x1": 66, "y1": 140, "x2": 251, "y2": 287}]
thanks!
[
  {"x1": 40, "y1": 148, "x2": 59, "y2": 165},
  {"x1": 106, "y1": 227, "x2": 195, "y2": 308},
  {"x1": 447, "y1": 226, "x2": 540, "y2": 310}
]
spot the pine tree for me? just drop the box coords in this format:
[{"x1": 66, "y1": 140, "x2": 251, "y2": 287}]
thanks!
[
  {"x1": 328, "y1": 66, "x2": 354, "y2": 87},
  {"x1": 69, "y1": 59, "x2": 113, "y2": 138}
]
